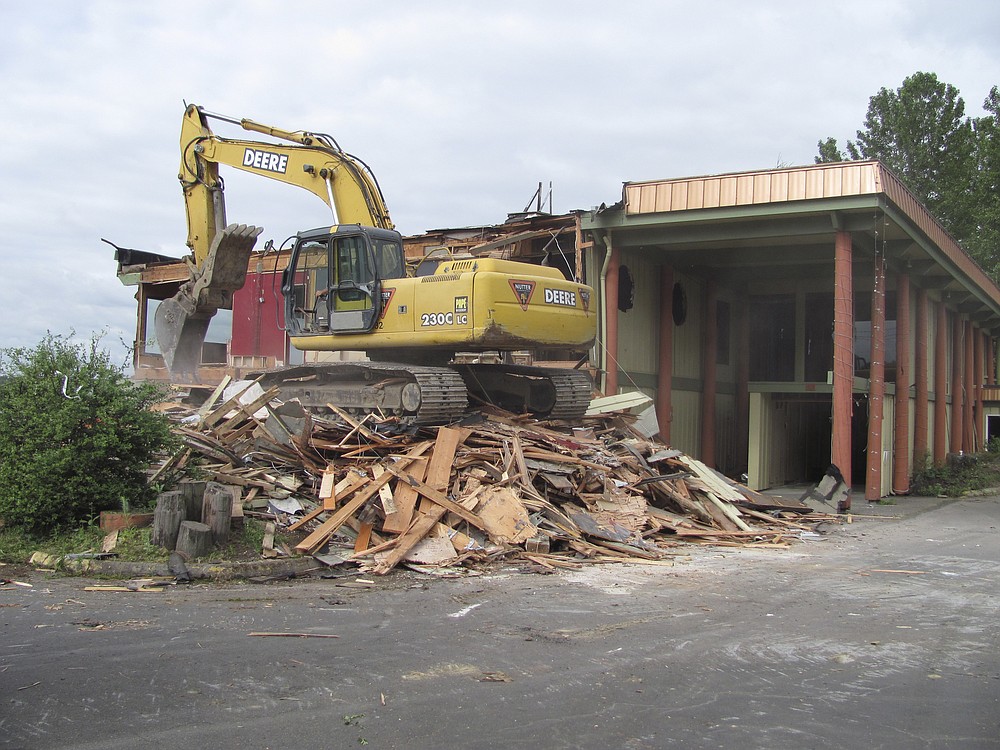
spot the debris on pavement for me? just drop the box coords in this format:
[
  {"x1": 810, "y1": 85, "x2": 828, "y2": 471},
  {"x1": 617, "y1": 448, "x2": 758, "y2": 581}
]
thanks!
[{"x1": 148, "y1": 382, "x2": 840, "y2": 576}]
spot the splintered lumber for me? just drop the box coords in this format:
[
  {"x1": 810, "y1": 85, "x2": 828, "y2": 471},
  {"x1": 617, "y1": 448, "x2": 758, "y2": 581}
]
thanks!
[
  {"x1": 262, "y1": 521, "x2": 276, "y2": 557},
  {"x1": 294, "y1": 442, "x2": 432, "y2": 555},
  {"x1": 247, "y1": 632, "x2": 340, "y2": 639},
  {"x1": 161, "y1": 376, "x2": 836, "y2": 574},
  {"x1": 373, "y1": 427, "x2": 471, "y2": 574},
  {"x1": 418, "y1": 427, "x2": 473, "y2": 512},
  {"x1": 704, "y1": 491, "x2": 752, "y2": 531},
  {"x1": 382, "y1": 451, "x2": 429, "y2": 533},
  {"x1": 476, "y1": 486, "x2": 537, "y2": 544},
  {"x1": 195, "y1": 375, "x2": 232, "y2": 423},
  {"x1": 384, "y1": 465, "x2": 486, "y2": 531}
]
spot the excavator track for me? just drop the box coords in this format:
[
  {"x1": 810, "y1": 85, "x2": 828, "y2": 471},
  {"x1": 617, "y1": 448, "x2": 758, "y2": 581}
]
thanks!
[
  {"x1": 254, "y1": 361, "x2": 594, "y2": 427},
  {"x1": 457, "y1": 364, "x2": 594, "y2": 421},
  {"x1": 255, "y1": 362, "x2": 469, "y2": 427}
]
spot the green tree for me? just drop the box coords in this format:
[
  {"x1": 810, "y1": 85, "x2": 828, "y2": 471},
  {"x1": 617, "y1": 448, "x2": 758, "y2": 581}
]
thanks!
[
  {"x1": 969, "y1": 86, "x2": 1000, "y2": 275},
  {"x1": 816, "y1": 137, "x2": 845, "y2": 163},
  {"x1": 817, "y1": 72, "x2": 998, "y2": 277},
  {"x1": 0, "y1": 333, "x2": 176, "y2": 534}
]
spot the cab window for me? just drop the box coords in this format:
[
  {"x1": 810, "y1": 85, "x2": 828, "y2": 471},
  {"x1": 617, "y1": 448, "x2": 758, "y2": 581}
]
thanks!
[{"x1": 335, "y1": 235, "x2": 372, "y2": 302}]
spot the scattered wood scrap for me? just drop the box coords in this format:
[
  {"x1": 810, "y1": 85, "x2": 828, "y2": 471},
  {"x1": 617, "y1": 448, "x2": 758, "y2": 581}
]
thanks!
[{"x1": 151, "y1": 384, "x2": 840, "y2": 576}]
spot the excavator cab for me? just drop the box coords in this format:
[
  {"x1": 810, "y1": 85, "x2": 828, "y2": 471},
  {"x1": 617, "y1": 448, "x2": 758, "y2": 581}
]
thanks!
[{"x1": 283, "y1": 224, "x2": 405, "y2": 336}]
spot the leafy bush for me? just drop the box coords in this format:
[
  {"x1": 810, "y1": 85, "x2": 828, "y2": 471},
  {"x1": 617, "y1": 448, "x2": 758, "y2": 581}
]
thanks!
[
  {"x1": 0, "y1": 333, "x2": 176, "y2": 534},
  {"x1": 911, "y1": 451, "x2": 1000, "y2": 497}
]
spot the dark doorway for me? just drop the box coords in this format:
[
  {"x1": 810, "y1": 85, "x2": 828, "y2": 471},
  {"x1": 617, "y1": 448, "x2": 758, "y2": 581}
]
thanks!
[
  {"x1": 749, "y1": 294, "x2": 795, "y2": 381},
  {"x1": 805, "y1": 292, "x2": 834, "y2": 382}
]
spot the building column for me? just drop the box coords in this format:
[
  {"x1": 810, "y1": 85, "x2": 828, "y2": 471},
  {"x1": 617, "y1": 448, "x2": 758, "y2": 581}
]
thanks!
[
  {"x1": 989, "y1": 336, "x2": 996, "y2": 385},
  {"x1": 913, "y1": 287, "x2": 929, "y2": 471},
  {"x1": 832, "y1": 230, "x2": 854, "y2": 509},
  {"x1": 892, "y1": 272, "x2": 911, "y2": 495},
  {"x1": 701, "y1": 278, "x2": 718, "y2": 466},
  {"x1": 866, "y1": 255, "x2": 887, "y2": 502},
  {"x1": 656, "y1": 266, "x2": 674, "y2": 443},
  {"x1": 950, "y1": 312, "x2": 964, "y2": 454},
  {"x1": 736, "y1": 293, "x2": 751, "y2": 475},
  {"x1": 964, "y1": 319, "x2": 975, "y2": 452},
  {"x1": 934, "y1": 302, "x2": 948, "y2": 464},
  {"x1": 975, "y1": 328, "x2": 985, "y2": 451},
  {"x1": 604, "y1": 244, "x2": 620, "y2": 396}
]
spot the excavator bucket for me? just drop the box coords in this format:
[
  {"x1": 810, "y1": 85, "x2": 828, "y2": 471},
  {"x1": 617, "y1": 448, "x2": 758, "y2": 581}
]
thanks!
[{"x1": 154, "y1": 223, "x2": 263, "y2": 380}]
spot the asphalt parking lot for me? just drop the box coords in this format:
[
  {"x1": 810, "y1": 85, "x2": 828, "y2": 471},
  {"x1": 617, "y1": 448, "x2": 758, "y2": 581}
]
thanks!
[{"x1": 2, "y1": 493, "x2": 998, "y2": 749}]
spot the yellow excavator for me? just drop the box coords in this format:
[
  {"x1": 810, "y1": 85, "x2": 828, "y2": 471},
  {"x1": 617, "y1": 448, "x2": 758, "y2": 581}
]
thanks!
[{"x1": 155, "y1": 104, "x2": 596, "y2": 424}]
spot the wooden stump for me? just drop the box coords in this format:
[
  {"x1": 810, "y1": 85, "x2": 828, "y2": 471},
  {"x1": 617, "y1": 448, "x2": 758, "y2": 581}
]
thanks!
[
  {"x1": 178, "y1": 481, "x2": 207, "y2": 521},
  {"x1": 151, "y1": 491, "x2": 186, "y2": 549},
  {"x1": 202, "y1": 483, "x2": 234, "y2": 545},
  {"x1": 175, "y1": 521, "x2": 213, "y2": 559}
]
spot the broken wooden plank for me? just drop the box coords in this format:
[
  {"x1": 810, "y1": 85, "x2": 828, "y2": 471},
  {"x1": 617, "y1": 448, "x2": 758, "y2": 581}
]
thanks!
[
  {"x1": 384, "y1": 465, "x2": 487, "y2": 531},
  {"x1": 476, "y1": 486, "x2": 538, "y2": 544},
  {"x1": 381, "y1": 450, "x2": 429, "y2": 534},
  {"x1": 294, "y1": 443, "x2": 432, "y2": 554},
  {"x1": 372, "y1": 427, "x2": 471, "y2": 574},
  {"x1": 247, "y1": 632, "x2": 340, "y2": 639}
]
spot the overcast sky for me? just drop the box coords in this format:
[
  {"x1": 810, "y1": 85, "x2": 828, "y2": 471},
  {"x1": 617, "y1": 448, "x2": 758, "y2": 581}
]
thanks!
[{"x1": 1, "y1": 1, "x2": 998, "y2": 369}]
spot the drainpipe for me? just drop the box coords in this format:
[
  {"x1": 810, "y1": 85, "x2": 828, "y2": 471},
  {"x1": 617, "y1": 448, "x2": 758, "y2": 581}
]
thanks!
[
  {"x1": 597, "y1": 232, "x2": 620, "y2": 396},
  {"x1": 598, "y1": 233, "x2": 620, "y2": 396}
]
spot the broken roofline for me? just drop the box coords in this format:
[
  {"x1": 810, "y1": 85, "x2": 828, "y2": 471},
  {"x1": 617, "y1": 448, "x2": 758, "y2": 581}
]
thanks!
[{"x1": 591, "y1": 160, "x2": 1000, "y2": 326}]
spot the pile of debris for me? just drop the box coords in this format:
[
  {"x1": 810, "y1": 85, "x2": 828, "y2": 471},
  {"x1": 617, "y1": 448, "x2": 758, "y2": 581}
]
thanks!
[{"x1": 151, "y1": 379, "x2": 837, "y2": 575}]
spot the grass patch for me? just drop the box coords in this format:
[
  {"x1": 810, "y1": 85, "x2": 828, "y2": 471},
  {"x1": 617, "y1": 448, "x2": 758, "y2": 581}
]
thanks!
[{"x1": 0, "y1": 518, "x2": 292, "y2": 566}]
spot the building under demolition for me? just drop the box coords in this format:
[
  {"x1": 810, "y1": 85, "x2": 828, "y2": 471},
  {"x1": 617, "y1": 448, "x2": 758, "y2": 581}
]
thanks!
[{"x1": 116, "y1": 160, "x2": 1000, "y2": 501}]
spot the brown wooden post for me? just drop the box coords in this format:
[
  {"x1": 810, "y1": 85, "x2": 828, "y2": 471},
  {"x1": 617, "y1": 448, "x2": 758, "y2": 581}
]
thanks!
[
  {"x1": 700, "y1": 278, "x2": 718, "y2": 467},
  {"x1": 656, "y1": 265, "x2": 674, "y2": 443},
  {"x1": 989, "y1": 336, "x2": 996, "y2": 385},
  {"x1": 912, "y1": 288, "x2": 929, "y2": 471},
  {"x1": 736, "y1": 293, "x2": 751, "y2": 475},
  {"x1": 964, "y1": 319, "x2": 975, "y2": 452},
  {"x1": 866, "y1": 255, "x2": 886, "y2": 502},
  {"x1": 892, "y1": 272, "x2": 911, "y2": 495},
  {"x1": 933, "y1": 302, "x2": 948, "y2": 465},
  {"x1": 975, "y1": 328, "x2": 985, "y2": 451},
  {"x1": 832, "y1": 231, "x2": 854, "y2": 509},
  {"x1": 950, "y1": 312, "x2": 964, "y2": 454}
]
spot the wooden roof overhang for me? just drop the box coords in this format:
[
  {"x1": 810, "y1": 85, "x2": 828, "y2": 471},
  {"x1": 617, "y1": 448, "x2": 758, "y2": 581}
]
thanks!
[{"x1": 582, "y1": 161, "x2": 1000, "y2": 335}]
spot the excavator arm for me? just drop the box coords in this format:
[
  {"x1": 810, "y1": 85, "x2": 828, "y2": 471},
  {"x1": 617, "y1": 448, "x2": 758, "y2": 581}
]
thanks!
[
  {"x1": 157, "y1": 104, "x2": 396, "y2": 380},
  {"x1": 179, "y1": 104, "x2": 393, "y2": 265}
]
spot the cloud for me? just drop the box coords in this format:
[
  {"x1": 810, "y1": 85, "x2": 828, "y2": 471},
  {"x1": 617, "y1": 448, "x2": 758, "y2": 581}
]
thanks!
[{"x1": 1, "y1": 0, "x2": 997, "y2": 365}]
